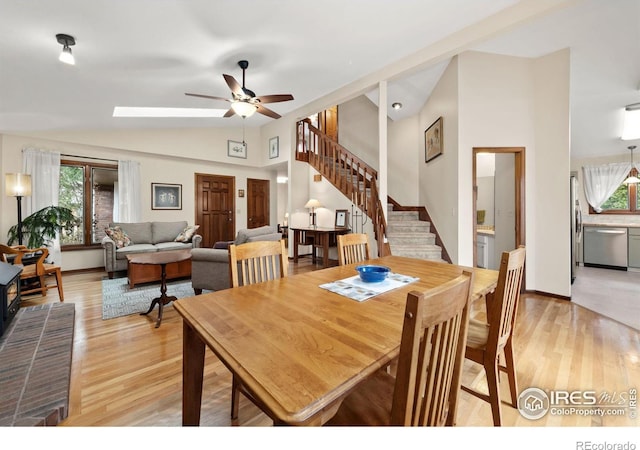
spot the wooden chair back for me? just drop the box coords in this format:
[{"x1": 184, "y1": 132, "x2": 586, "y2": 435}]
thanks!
[
  {"x1": 337, "y1": 233, "x2": 371, "y2": 265},
  {"x1": 228, "y1": 239, "x2": 288, "y2": 288},
  {"x1": 0, "y1": 244, "x2": 64, "y2": 301},
  {"x1": 488, "y1": 245, "x2": 526, "y2": 352},
  {"x1": 391, "y1": 270, "x2": 474, "y2": 426}
]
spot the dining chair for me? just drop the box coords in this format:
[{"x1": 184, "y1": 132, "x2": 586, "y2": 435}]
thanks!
[
  {"x1": 460, "y1": 245, "x2": 526, "y2": 426},
  {"x1": 227, "y1": 239, "x2": 288, "y2": 420},
  {"x1": 326, "y1": 269, "x2": 474, "y2": 426},
  {"x1": 337, "y1": 233, "x2": 371, "y2": 265},
  {"x1": 0, "y1": 244, "x2": 65, "y2": 301}
]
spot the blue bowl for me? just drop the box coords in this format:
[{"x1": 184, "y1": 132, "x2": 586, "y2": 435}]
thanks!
[{"x1": 355, "y1": 265, "x2": 391, "y2": 283}]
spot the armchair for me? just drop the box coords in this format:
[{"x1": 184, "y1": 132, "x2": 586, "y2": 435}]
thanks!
[
  {"x1": 0, "y1": 244, "x2": 64, "y2": 301},
  {"x1": 191, "y1": 225, "x2": 283, "y2": 294}
]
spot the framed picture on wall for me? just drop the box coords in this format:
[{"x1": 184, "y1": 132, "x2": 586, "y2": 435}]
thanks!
[
  {"x1": 425, "y1": 116, "x2": 443, "y2": 163},
  {"x1": 269, "y1": 136, "x2": 279, "y2": 159},
  {"x1": 151, "y1": 183, "x2": 182, "y2": 210},
  {"x1": 228, "y1": 140, "x2": 247, "y2": 159},
  {"x1": 335, "y1": 209, "x2": 348, "y2": 228}
]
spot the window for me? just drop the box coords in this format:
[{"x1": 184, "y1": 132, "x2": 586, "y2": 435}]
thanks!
[
  {"x1": 59, "y1": 160, "x2": 118, "y2": 248},
  {"x1": 591, "y1": 168, "x2": 640, "y2": 214}
]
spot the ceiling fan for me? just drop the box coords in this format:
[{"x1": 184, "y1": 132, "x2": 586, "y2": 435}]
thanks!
[{"x1": 185, "y1": 60, "x2": 294, "y2": 119}]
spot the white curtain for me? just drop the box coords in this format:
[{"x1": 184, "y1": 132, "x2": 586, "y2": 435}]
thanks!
[
  {"x1": 117, "y1": 160, "x2": 141, "y2": 222},
  {"x1": 582, "y1": 162, "x2": 631, "y2": 213},
  {"x1": 22, "y1": 148, "x2": 62, "y2": 264}
]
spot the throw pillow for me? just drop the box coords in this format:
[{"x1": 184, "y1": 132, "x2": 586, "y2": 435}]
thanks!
[
  {"x1": 175, "y1": 225, "x2": 200, "y2": 243},
  {"x1": 105, "y1": 226, "x2": 131, "y2": 249}
]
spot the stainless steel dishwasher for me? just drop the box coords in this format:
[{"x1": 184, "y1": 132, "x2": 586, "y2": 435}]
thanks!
[{"x1": 583, "y1": 226, "x2": 628, "y2": 269}]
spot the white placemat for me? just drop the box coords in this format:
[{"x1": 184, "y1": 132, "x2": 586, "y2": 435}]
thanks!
[{"x1": 319, "y1": 272, "x2": 419, "y2": 302}]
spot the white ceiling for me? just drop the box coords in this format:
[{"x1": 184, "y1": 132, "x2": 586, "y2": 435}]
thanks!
[{"x1": 1, "y1": 0, "x2": 638, "y2": 159}]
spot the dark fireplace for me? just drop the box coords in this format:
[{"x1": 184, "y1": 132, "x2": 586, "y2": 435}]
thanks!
[{"x1": 0, "y1": 261, "x2": 22, "y2": 338}]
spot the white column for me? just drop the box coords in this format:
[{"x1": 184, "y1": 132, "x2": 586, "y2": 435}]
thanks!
[{"x1": 378, "y1": 81, "x2": 388, "y2": 224}]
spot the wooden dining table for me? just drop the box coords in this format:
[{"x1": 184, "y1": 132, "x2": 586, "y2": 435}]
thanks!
[{"x1": 173, "y1": 255, "x2": 499, "y2": 426}]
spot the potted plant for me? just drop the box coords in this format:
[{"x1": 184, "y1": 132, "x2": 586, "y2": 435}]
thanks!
[{"x1": 7, "y1": 205, "x2": 79, "y2": 249}]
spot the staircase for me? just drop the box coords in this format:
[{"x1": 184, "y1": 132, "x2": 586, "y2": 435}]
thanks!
[
  {"x1": 386, "y1": 208, "x2": 446, "y2": 262},
  {"x1": 296, "y1": 118, "x2": 450, "y2": 262}
]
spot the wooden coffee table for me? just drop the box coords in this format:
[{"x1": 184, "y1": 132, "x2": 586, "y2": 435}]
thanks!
[{"x1": 126, "y1": 250, "x2": 192, "y2": 328}]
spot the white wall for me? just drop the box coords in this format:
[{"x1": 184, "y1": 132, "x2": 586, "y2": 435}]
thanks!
[
  {"x1": 456, "y1": 49, "x2": 570, "y2": 296},
  {"x1": 418, "y1": 57, "x2": 460, "y2": 262},
  {"x1": 388, "y1": 115, "x2": 420, "y2": 205}
]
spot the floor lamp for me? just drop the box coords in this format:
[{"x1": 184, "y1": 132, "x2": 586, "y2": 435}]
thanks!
[{"x1": 5, "y1": 173, "x2": 32, "y2": 246}]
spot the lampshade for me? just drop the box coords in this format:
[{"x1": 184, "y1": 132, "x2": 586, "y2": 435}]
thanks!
[
  {"x1": 5, "y1": 173, "x2": 32, "y2": 197},
  {"x1": 304, "y1": 199, "x2": 323, "y2": 209},
  {"x1": 231, "y1": 101, "x2": 257, "y2": 118},
  {"x1": 59, "y1": 46, "x2": 75, "y2": 65},
  {"x1": 622, "y1": 103, "x2": 640, "y2": 140}
]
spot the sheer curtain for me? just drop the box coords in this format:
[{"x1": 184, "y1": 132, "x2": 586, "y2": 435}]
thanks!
[
  {"x1": 117, "y1": 160, "x2": 141, "y2": 222},
  {"x1": 22, "y1": 148, "x2": 62, "y2": 264},
  {"x1": 582, "y1": 162, "x2": 631, "y2": 213}
]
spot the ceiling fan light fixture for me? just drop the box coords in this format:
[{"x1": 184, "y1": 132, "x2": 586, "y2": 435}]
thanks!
[
  {"x1": 231, "y1": 100, "x2": 257, "y2": 118},
  {"x1": 56, "y1": 33, "x2": 76, "y2": 65},
  {"x1": 622, "y1": 103, "x2": 640, "y2": 140}
]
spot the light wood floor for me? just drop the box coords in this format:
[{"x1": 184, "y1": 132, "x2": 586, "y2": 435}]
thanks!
[{"x1": 15, "y1": 259, "x2": 640, "y2": 428}]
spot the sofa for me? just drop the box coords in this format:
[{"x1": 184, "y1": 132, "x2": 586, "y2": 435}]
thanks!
[
  {"x1": 191, "y1": 225, "x2": 283, "y2": 294},
  {"x1": 102, "y1": 221, "x2": 202, "y2": 278}
]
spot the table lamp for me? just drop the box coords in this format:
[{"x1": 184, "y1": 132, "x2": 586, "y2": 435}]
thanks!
[{"x1": 304, "y1": 199, "x2": 322, "y2": 228}]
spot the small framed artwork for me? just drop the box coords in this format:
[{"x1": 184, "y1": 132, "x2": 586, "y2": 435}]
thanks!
[
  {"x1": 228, "y1": 140, "x2": 247, "y2": 159},
  {"x1": 335, "y1": 209, "x2": 348, "y2": 228},
  {"x1": 152, "y1": 183, "x2": 182, "y2": 210},
  {"x1": 425, "y1": 116, "x2": 443, "y2": 163},
  {"x1": 238, "y1": 189, "x2": 245, "y2": 198},
  {"x1": 269, "y1": 136, "x2": 279, "y2": 159}
]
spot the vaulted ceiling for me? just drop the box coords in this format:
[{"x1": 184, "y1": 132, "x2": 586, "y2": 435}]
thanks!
[{"x1": 1, "y1": 0, "x2": 638, "y2": 159}]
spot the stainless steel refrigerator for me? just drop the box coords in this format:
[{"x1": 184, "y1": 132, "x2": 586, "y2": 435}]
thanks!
[{"x1": 570, "y1": 174, "x2": 583, "y2": 284}]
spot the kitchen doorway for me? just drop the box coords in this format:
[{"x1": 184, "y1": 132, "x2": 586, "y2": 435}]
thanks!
[{"x1": 472, "y1": 147, "x2": 526, "y2": 270}]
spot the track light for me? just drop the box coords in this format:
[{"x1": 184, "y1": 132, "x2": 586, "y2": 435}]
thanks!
[{"x1": 56, "y1": 34, "x2": 76, "y2": 65}]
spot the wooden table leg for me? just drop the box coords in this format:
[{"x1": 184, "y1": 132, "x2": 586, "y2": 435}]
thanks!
[
  {"x1": 182, "y1": 321, "x2": 206, "y2": 426},
  {"x1": 140, "y1": 263, "x2": 177, "y2": 328},
  {"x1": 322, "y1": 233, "x2": 330, "y2": 268},
  {"x1": 293, "y1": 229, "x2": 300, "y2": 263}
]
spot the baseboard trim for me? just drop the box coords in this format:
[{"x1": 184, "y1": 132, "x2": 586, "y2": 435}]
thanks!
[{"x1": 525, "y1": 289, "x2": 571, "y2": 301}]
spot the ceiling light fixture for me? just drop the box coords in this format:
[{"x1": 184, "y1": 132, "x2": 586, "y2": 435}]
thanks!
[
  {"x1": 231, "y1": 101, "x2": 257, "y2": 118},
  {"x1": 56, "y1": 33, "x2": 76, "y2": 65},
  {"x1": 622, "y1": 103, "x2": 640, "y2": 140},
  {"x1": 392, "y1": 102, "x2": 402, "y2": 110},
  {"x1": 623, "y1": 145, "x2": 639, "y2": 184}
]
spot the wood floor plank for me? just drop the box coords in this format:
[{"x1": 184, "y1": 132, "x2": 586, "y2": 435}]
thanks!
[{"x1": 13, "y1": 260, "x2": 640, "y2": 428}]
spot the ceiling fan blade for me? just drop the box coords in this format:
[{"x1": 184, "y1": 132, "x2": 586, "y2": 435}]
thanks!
[
  {"x1": 185, "y1": 93, "x2": 230, "y2": 102},
  {"x1": 223, "y1": 108, "x2": 236, "y2": 118},
  {"x1": 223, "y1": 74, "x2": 244, "y2": 96},
  {"x1": 255, "y1": 94, "x2": 294, "y2": 104},
  {"x1": 256, "y1": 104, "x2": 281, "y2": 119}
]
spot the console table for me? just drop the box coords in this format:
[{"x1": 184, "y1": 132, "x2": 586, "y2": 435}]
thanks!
[{"x1": 290, "y1": 226, "x2": 350, "y2": 268}]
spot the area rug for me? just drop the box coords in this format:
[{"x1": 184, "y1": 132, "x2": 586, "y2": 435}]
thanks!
[
  {"x1": 102, "y1": 277, "x2": 199, "y2": 320},
  {"x1": 0, "y1": 303, "x2": 75, "y2": 426}
]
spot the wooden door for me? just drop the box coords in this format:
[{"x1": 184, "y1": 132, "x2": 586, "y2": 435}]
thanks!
[
  {"x1": 318, "y1": 106, "x2": 338, "y2": 141},
  {"x1": 195, "y1": 174, "x2": 235, "y2": 247},
  {"x1": 247, "y1": 178, "x2": 269, "y2": 229}
]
